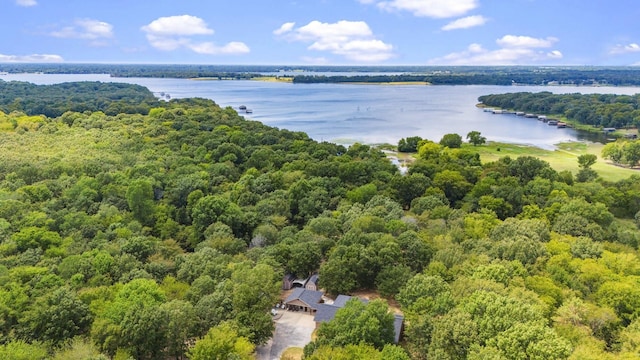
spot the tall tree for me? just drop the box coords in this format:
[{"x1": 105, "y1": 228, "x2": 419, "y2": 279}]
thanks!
[
  {"x1": 312, "y1": 299, "x2": 395, "y2": 350},
  {"x1": 466, "y1": 131, "x2": 486, "y2": 146}
]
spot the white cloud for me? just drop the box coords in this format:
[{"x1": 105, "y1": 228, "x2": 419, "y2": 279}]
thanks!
[
  {"x1": 0, "y1": 53, "x2": 63, "y2": 62},
  {"x1": 141, "y1": 15, "x2": 249, "y2": 56},
  {"x1": 362, "y1": 0, "x2": 478, "y2": 18},
  {"x1": 496, "y1": 35, "x2": 557, "y2": 48},
  {"x1": 273, "y1": 22, "x2": 295, "y2": 35},
  {"x1": 50, "y1": 19, "x2": 114, "y2": 45},
  {"x1": 275, "y1": 20, "x2": 394, "y2": 62},
  {"x1": 16, "y1": 0, "x2": 37, "y2": 7},
  {"x1": 610, "y1": 43, "x2": 640, "y2": 55},
  {"x1": 428, "y1": 35, "x2": 563, "y2": 65},
  {"x1": 188, "y1": 41, "x2": 250, "y2": 55},
  {"x1": 441, "y1": 15, "x2": 487, "y2": 31},
  {"x1": 141, "y1": 15, "x2": 214, "y2": 36}
]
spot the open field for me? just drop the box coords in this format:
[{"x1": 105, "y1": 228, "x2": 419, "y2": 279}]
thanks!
[
  {"x1": 470, "y1": 141, "x2": 637, "y2": 182},
  {"x1": 251, "y1": 76, "x2": 294, "y2": 83},
  {"x1": 384, "y1": 141, "x2": 638, "y2": 182}
]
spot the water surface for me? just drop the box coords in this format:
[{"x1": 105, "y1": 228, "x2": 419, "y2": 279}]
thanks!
[{"x1": 2, "y1": 73, "x2": 637, "y2": 149}]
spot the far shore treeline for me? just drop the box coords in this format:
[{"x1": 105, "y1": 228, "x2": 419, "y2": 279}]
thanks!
[
  {"x1": 5, "y1": 64, "x2": 640, "y2": 86},
  {"x1": 3, "y1": 79, "x2": 640, "y2": 359},
  {"x1": 479, "y1": 92, "x2": 640, "y2": 129}
]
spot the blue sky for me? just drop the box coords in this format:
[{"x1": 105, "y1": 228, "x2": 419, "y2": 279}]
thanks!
[{"x1": 2, "y1": 0, "x2": 640, "y2": 66}]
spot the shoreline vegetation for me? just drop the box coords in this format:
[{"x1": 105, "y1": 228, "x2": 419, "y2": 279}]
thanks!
[
  {"x1": 3, "y1": 63, "x2": 640, "y2": 86},
  {"x1": 477, "y1": 92, "x2": 640, "y2": 137},
  {"x1": 383, "y1": 141, "x2": 637, "y2": 183}
]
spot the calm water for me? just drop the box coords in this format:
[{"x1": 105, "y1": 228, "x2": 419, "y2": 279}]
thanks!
[{"x1": 2, "y1": 73, "x2": 638, "y2": 149}]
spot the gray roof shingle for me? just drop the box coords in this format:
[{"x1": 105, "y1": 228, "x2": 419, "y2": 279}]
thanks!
[{"x1": 284, "y1": 288, "x2": 324, "y2": 310}]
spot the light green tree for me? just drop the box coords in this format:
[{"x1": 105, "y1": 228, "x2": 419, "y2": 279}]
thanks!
[{"x1": 188, "y1": 322, "x2": 254, "y2": 360}]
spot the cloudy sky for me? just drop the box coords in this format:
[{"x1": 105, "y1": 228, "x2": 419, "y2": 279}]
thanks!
[{"x1": 2, "y1": 0, "x2": 640, "y2": 65}]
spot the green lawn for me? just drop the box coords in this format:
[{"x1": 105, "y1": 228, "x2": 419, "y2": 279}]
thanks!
[{"x1": 471, "y1": 141, "x2": 637, "y2": 182}]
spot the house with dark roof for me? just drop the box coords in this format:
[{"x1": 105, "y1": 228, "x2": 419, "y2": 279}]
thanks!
[
  {"x1": 282, "y1": 274, "x2": 297, "y2": 290},
  {"x1": 283, "y1": 288, "x2": 324, "y2": 314},
  {"x1": 305, "y1": 274, "x2": 319, "y2": 291}
]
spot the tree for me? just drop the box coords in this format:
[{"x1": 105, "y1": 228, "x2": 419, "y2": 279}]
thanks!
[
  {"x1": 398, "y1": 136, "x2": 423, "y2": 153},
  {"x1": 191, "y1": 195, "x2": 245, "y2": 240},
  {"x1": 439, "y1": 133, "x2": 463, "y2": 148},
  {"x1": 91, "y1": 278, "x2": 167, "y2": 357},
  {"x1": 160, "y1": 300, "x2": 196, "y2": 359},
  {"x1": 601, "y1": 141, "x2": 624, "y2": 164},
  {"x1": 231, "y1": 262, "x2": 281, "y2": 344},
  {"x1": 397, "y1": 274, "x2": 453, "y2": 315},
  {"x1": 319, "y1": 245, "x2": 362, "y2": 295},
  {"x1": 466, "y1": 131, "x2": 486, "y2": 146},
  {"x1": 376, "y1": 265, "x2": 414, "y2": 298},
  {"x1": 460, "y1": 291, "x2": 545, "y2": 342},
  {"x1": 486, "y1": 321, "x2": 571, "y2": 360},
  {"x1": 577, "y1": 154, "x2": 597, "y2": 169},
  {"x1": 20, "y1": 287, "x2": 91, "y2": 345},
  {"x1": 432, "y1": 170, "x2": 472, "y2": 205},
  {"x1": 287, "y1": 241, "x2": 322, "y2": 278},
  {"x1": 313, "y1": 299, "x2": 395, "y2": 350},
  {"x1": 0, "y1": 340, "x2": 48, "y2": 360},
  {"x1": 428, "y1": 309, "x2": 478, "y2": 360},
  {"x1": 624, "y1": 140, "x2": 640, "y2": 167},
  {"x1": 576, "y1": 154, "x2": 599, "y2": 182},
  {"x1": 11, "y1": 226, "x2": 62, "y2": 252},
  {"x1": 126, "y1": 179, "x2": 155, "y2": 226},
  {"x1": 188, "y1": 322, "x2": 254, "y2": 360},
  {"x1": 390, "y1": 173, "x2": 430, "y2": 210}
]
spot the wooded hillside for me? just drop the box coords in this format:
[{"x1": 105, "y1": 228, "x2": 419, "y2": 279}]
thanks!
[{"x1": 2, "y1": 82, "x2": 640, "y2": 359}]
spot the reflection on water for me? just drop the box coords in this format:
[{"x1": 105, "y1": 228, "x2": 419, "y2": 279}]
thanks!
[{"x1": 2, "y1": 73, "x2": 637, "y2": 148}]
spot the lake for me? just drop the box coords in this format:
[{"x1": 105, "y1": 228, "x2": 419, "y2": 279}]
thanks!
[{"x1": 2, "y1": 73, "x2": 639, "y2": 149}]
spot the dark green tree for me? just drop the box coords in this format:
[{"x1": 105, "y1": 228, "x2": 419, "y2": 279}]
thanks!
[
  {"x1": 398, "y1": 136, "x2": 423, "y2": 152},
  {"x1": 439, "y1": 133, "x2": 463, "y2": 148},
  {"x1": 313, "y1": 299, "x2": 395, "y2": 350},
  {"x1": 19, "y1": 287, "x2": 91, "y2": 345},
  {"x1": 466, "y1": 131, "x2": 486, "y2": 146}
]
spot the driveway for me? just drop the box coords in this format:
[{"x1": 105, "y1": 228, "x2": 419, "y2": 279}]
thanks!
[{"x1": 256, "y1": 310, "x2": 315, "y2": 360}]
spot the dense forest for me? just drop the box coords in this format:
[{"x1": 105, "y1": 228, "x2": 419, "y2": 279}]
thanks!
[
  {"x1": 2, "y1": 82, "x2": 640, "y2": 359},
  {"x1": 292, "y1": 68, "x2": 640, "y2": 86},
  {"x1": 478, "y1": 92, "x2": 640, "y2": 129},
  {"x1": 5, "y1": 64, "x2": 640, "y2": 85},
  {"x1": 0, "y1": 80, "x2": 158, "y2": 117}
]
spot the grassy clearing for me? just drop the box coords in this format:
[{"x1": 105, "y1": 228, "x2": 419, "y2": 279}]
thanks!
[
  {"x1": 250, "y1": 76, "x2": 294, "y2": 83},
  {"x1": 471, "y1": 141, "x2": 637, "y2": 182},
  {"x1": 383, "y1": 141, "x2": 637, "y2": 182},
  {"x1": 280, "y1": 347, "x2": 304, "y2": 360}
]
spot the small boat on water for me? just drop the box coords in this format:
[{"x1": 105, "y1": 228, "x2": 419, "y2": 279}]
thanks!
[
  {"x1": 239, "y1": 105, "x2": 247, "y2": 110},
  {"x1": 547, "y1": 120, "x2": 558, "y2": 126},
  {"x1": 515, "y1": 112, "x2": 525, "y2": 116},
  {"x1": 245, "y1": 109, "x2": 253, "y2": 114},
  {"x1": 556, "y1": 122, "x2": 567, "y2": 128}
]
